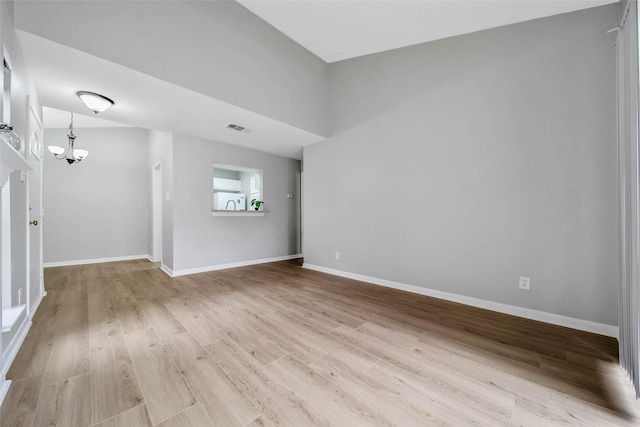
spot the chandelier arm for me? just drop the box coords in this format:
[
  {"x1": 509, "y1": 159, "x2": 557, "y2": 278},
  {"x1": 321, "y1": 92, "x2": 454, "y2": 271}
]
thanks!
[{"x1": 48, "y1": 111, "x2": 89, "y2": 164}]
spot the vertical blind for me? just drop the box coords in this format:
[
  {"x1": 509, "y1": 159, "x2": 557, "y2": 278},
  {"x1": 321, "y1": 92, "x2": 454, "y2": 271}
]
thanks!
[{"x1": 617, "y1": 0, "x2": 640, "y2": 399}]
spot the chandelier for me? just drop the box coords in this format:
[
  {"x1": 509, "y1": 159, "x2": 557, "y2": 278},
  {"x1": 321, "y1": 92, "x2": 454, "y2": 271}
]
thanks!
[{"x1": 47, "y1": 112, "x2": 88, "y2": 164}]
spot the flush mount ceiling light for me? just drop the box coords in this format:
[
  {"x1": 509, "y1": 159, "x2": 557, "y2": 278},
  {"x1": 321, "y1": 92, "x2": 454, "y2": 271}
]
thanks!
[
  {"x1": 77, "y1": 90, "x2": 114, "y2": 114},
  {"x1": 47, "y1": 112, "x2": 88, "y2": 164}
]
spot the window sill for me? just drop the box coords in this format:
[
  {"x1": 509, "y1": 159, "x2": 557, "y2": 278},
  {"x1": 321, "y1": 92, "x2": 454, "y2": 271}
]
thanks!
[
  {"x1": 2, "y1": 305, "x2": 26, "y2": 333},
  {"x1": 211, "y1": 210, "x2": 266, "y2": 217}
]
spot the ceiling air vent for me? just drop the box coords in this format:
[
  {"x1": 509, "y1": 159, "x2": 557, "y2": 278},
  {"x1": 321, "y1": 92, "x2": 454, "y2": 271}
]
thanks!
[{"x1": 225, "y1": 123, "x2": 250, "y2": 133}]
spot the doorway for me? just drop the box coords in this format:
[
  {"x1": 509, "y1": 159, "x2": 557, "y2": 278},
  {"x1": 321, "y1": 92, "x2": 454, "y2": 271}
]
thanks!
[{"x1": 152, "y1": 162, "x2": 162, "y2": 262}]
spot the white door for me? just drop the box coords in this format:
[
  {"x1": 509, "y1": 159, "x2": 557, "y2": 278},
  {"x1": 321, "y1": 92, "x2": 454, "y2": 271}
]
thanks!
[{"x1": 27, "y1": 106, "x2": 44, "y2": 315}]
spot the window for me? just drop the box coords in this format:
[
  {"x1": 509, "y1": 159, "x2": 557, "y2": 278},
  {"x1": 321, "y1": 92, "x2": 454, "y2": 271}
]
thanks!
[{"x1": 212, "y1": 163, "x2": 263, "y2": 212}]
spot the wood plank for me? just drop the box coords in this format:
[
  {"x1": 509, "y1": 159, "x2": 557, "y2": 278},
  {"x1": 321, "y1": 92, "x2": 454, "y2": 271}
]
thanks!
[
  {"x1": 278, "y1": 292, "x2": 366, "y2": 329},
  {"x1": 331, "y1": 325, "x2": 516, "y2": 422},
  {"x1": 0, "y1": 375, "x2": 43, "y2": 427},
  {"x1": 266, "y1": 354, "x2": 395, "y2": 426},
  {"x1": 94, "y1": 404, "x2": 153, "y2": 427},
  {"x1": 201, "y1": 307, "x2": 287, "y2": 365},
  {"x1": 162, "y1": 297, "x2": 225, "y2": 346},
  {"x1": 163, "y1": 332, "x2": 261, "y2": 426},
  {"x1": 33, "y1": 373, "x2": 92, "y2": 427},
  {"x1": 42, "y1": 307, "x2": 90, "y2": 385},
  {"x1": 366, "y1": 360, "x2": 514, "y2": 426},
  {"x1": 311, "y1": 355, "x2": 452, "y2": 426},
  {"x1": 6, "y1": 316, "x2": 55, "y2": 380},
  {"x1": 137, "y1": 298, "x2": 186, "y2": 338},
  {"x1": 263, "y1": 310, "x2": 379, "y2": 371},
  {"x1": 155, "y1": 404, "x2": 212, "y2": 427},
  {"x1": 244, "y1": 415, "x2": 279, "y2": 427},
  {"x1": 548, "y1": 389, "x2": 640, "y2": 426},
  {"x1": 262, "y1": 294, "x2": 342, "y2": 332},
  {"x1": 90, "y1": 328, "x2": 144, "y2": 424},
  {"x1": 124, "y1": 328, "x2": 197, "y2": 424},
  {"x1": 205, "y1": 338, "x2": 331, "y2": 426},
  {"x1": 111, "y1": 278, "x2": 150, "y2": 335},
  {"x1": 510, "y1": 398, "x2": 587, "y2": 427},
  {"x1": 88, "y1": 276, "x2": 119, "y2": 336}
]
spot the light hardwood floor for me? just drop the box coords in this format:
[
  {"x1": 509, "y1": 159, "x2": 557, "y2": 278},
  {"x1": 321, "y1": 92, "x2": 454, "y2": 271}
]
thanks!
[{"x1": 2, "y1": 259, "x2": 640, "y2": 426}]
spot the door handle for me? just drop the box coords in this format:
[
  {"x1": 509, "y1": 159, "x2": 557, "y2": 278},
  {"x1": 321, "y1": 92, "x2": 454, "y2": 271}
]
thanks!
[{"x1": 29, "y1": 220, "x2": 38, "y2": 226}]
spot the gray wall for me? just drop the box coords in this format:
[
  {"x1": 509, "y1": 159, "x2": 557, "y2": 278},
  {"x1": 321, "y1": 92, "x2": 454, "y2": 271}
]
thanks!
[
  {"x1": 14, "y1": 1, "x2": 328, "y2": 137},
  {"x1": 148, "y1": 130, "x2": 174, "y2": 270},
  {"x1": 304, "y1": 5, "x2": 619, "y2": 325},
  {"x1": 172, "y1": 133, "x2": 300, "y2": 272},
  {"x1": 43, "y1": 127, "x2": 149, "y2": 263}
]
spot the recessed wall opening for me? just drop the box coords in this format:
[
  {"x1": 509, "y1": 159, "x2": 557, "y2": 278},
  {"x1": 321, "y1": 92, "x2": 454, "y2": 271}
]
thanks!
[{"x1": 212, "y1": 163, "x2": 263, "y2": 212}]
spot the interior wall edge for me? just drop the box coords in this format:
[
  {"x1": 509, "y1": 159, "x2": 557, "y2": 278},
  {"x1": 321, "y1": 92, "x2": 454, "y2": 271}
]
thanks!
[
  {"x1": 303, "y1": 263, "x2": 619, "y2": 338},
  {"x1": 160, "y1": 263, "x2": 174, "y2": 278},
  {"x1": 170, "y1": 254, "x2": 303, "y2": 278}
]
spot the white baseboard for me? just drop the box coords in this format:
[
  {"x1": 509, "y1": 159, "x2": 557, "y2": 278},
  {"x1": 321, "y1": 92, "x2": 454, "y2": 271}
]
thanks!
[
  {"x1": 44, "y1": 254, "x2": 152, "y2": 268},
  {"x1": 0, "y1": 378, "x2": 11, "y2": 408},
  {"x1": 29, "y1": 291, "x2": 45, "y2": 320},
  {"x1": 302, "y1": 263, "x2": 618, "y2": 338},
  {"x1": 2, "y1": 317, "x2": 31, "y2": 405},
  {"x1": 2, "y1": 319, "x2": 32, "y2": 379},
  {"x1": 160, "y1": 263, "x2": 174, "y2": 277},
  {"x1": 170, "y1": 254, "x2": 303, "y2": 278}
]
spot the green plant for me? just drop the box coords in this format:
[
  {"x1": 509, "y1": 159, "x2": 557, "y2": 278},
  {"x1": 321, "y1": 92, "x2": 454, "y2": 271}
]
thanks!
[{"x1": 250, "y1": 199, "x2": 264, "y2": 211}]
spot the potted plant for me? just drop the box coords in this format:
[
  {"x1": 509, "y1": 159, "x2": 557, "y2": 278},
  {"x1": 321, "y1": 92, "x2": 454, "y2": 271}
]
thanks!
[{"x1": 250, "y1": 199, "x2": 264, "y2": 211}]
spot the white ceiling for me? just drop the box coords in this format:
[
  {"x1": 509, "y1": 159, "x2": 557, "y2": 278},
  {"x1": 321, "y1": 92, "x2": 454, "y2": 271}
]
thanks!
[
  {"x1": 43, "y1": 106, "x2": 132, "y2": 129},
  {"x1": 17, "y1": 0, "x2": 619, "y2": 160},
  {"x1": 238, "y1": 0, "x2": 618, "y2": 63},
  {"x1": 17, "y1": 31, "x2": 323, "y2": 159}
]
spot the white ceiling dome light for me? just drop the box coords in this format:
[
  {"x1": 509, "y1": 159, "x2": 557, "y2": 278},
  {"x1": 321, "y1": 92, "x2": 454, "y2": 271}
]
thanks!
[{"x1": 77, "y1": 91, "x2": 114, "y2": 114}]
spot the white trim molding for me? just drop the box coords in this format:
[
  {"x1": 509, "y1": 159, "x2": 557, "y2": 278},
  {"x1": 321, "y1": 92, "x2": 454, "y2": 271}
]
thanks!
[
  {"x1": 303, "y1": 263, "x2": 618, "y2": 338},
  {"x1": 44, "y1": 254, "x2": 152, "y2": 268},
  {"x1": 29, "y1": 291, "x2": 46, "y2": 320},
  {"x1": 2, "y1": 317, "x2": 32, "y2": 406},
  {"x1": 160, "y1": 263, "x2": 174, "y2": 277},
  {"x1": 168, "y1": 254, "x2": 303, "y2": 278},
  {"x1": 0, "y1": 378, "x2": 11, "y2": 408},
  {"x1": 2, "y1": 320, "x2": 32, "y2": 380}
]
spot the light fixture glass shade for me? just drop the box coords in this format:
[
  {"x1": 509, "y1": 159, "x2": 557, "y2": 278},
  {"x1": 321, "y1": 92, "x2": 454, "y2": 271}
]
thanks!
[
  {"x1": 73, "y1": 149, "x2": 89, "y2": 160},
  {"x1": 48, "y1": 145, "x2": 65, "y2": 155},
  {"x1": 77, "y1": 91, "x2": 114, "y2": 114}
]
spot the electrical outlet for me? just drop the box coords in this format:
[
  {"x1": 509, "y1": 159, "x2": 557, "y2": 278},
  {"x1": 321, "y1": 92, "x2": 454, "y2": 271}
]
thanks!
[
  {"x1": 286, "y1": 194, "x2": 293, "y2": 198},
  {"x1": 519, "y1": 276, "x2": 531, "y2": 291},
  {"x1": 335, "y1": 251, "x2": 340, "y2": 260}
]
